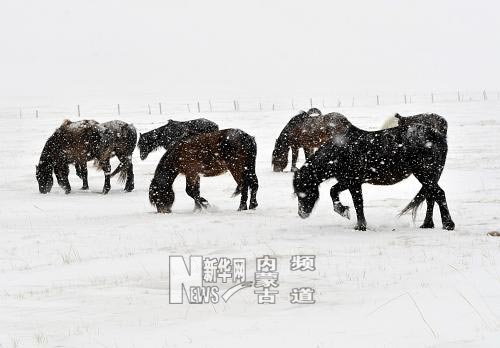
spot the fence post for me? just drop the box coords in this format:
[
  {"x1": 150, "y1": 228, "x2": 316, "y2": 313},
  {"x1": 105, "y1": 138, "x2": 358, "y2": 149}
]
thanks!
[
  {"x1": 233, "y1": 100, "x2": 237, "y2": 111},
  {"x1": 19, "y1": 108, "x2": 22, "y2": 119},
  {"x1": 309, "y1": 98, "x2": 313, "y2": 108},
  {"x1": 483, "y1": 90, "x2": 487, "y2": 101},
  {"x1": 77, "y1": 104, "x2": 81, "y2": 117},
  {"x1": 209, "y1": 100, "x2": 213, "y2": 112},
  {"x1": 36, "y1": 110, "x2": 39, "y2": 118},
  {"x1": 351, "y1": 97, "x2": 355, "y2": 107},
  {"x1": 187, "y1": 104, "x2": 191, "y2": 113},
  {"x1": 197, "y1": 101, "x2": 201, "y2": 113},
  {"x1": 272, "y1": 104, "x2": 275, "y2": 111},
  {"x1": 376, "y1": 95, "x2": 379, "y2": 106},
  {"x1": 431, "y1": 93, "x2": 434, "y2": 103},
  {"x1": 159, "y1": 102, "x2": 162, "y2": 114},
  {"x1": 337, "y1": 99, "x2": 341, "y2": 108},
  {"x1": 457, "y1": 90, "x2": 461, "y2": 102},
  {"x1": 404, "y1": 94, "x2": 407, "y2": 104},
  {"x1": 148, "y1": 104, "x2": 151, "y2": 115},
  {"x1": 259, "y1": 102, "x2": 262, "y2": 111},
  {"x1": 117, "y1": 104, "x2": 121, "y2": 115}
]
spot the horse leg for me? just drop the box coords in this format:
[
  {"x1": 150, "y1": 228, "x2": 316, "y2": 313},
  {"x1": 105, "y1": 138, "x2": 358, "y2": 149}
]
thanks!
[
  {"x1": 228, "y1": 165, "x2": 248, "y2": 211},
  {"x1": 101, "y1": 159, "x2": 111, "y2": 194},
  {"x1": 330, "y1": 182, "x2": 350, "y2": 219},
  {"x1": 429, "y1": 184, "x2": 455, "y2": 230},
  {"x1": 349, "y1": 184, "x2": 367, "y2": 231},
  {"x1": 290, "y1": 146, "x2": 299, "y2": 172},
  {"x1": 248, "y1": 172, "x2": 258, "y2": 210},
  {"x1": 185, "y1": 175, "x2": 208, "y2": 210},
  {"x1": 55, "y1": 163, "x2": 71, "y2": 194},
  {"x1": 421, "y1": 194, "x2": 435, "y2": 228},
  {"x1": 77, "y1": 162, "x2": 89, "y2": 190},
  {"x1": 119, "y1": 155, "x2": 134, "y2": 192}
]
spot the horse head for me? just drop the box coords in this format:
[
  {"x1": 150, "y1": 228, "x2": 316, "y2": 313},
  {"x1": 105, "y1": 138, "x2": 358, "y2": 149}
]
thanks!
[
  {"x1": 272, "y1": 139, "x2": 289, "y2": 172},
  {"x1": 35, "y1": 161, "x2": 54, "y2": 193},
  {"x1": 293, "y1": 169, "x2": 319, "y2": 218}
]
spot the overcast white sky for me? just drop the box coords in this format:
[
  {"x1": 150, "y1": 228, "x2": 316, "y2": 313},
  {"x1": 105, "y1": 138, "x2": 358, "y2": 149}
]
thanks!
[{"x1": 1, "y1": 0, "x2": 499, "y2": 99}]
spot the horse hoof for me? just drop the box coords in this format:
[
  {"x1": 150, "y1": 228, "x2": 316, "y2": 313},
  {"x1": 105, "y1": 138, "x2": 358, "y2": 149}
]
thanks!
[
  {"x1": 443, "y1": 221, "x2": 455, "y2": 230},
  {"x1": 354, "y1": 224, "x2": 366, "y2": 231},
  {"x1": 334, "y1": 205, "x2": 350, "y2": 220},
  {"x1": 102, "y1": 189, "x2": 110, "y2": 194},
  {"x1": 420, "y1": 221, "x2": 434, "y2": 229},
  {"x1": 238, "y1": 205, "x2": 248, "y2": 211},
  {"x1": 81, "y1": 186, "x2": 89, "y2": 190},
  {"x1": 124, "y1": 186, "x2": 134, "y2": 192},
  {"x1": 249, "y1": 203, "x2": 258, "y2": 210},
  {"x1": 64, "y1": 189, "x2": 71, "y2": 195},
  {"x1": 157, "y1": 207, "x2": 171, "y2": 214}
]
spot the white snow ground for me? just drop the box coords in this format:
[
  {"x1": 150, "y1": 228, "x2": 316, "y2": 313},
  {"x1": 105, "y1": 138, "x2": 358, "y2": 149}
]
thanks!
[{"x1": 1, "y1": 101, "x2": 500, "y2": 347}]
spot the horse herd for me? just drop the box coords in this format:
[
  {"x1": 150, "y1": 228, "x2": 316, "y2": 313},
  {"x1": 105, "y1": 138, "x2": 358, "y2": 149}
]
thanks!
[{"x1": 35, "y1": 109, "x2": 455, "y2": 231}]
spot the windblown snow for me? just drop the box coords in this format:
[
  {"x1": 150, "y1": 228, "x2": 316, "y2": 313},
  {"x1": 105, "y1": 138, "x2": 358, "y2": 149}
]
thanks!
[{"x1": 1, "y1": 101, "x2": 500, "y2": 347}]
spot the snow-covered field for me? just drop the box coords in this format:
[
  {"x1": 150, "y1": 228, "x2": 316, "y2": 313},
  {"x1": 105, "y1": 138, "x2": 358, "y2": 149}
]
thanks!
[{"x1": 1, "y1": 101, "x2": 500, "y2": 347}]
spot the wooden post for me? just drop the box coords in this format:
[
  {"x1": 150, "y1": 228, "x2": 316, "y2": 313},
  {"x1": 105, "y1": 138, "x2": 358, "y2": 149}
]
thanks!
[
  {"x1": 36, "y1": 110, "x2": 39, "y2": 118},
  {"x1": 233, "y1": 100, "x2": 237, "y2": 111},
  {"x1": 337, "y1": 99, "x2": 341, "y2": 108},
  {"x1": 483, "y1": 90, "x2": 487, "y2": 101},
  {"x1": 187, "y1": 104, "x2": 191, "y2": 113},
  {"x1": 159, "y1": 102, "x2": 162, "y2": 114},
  {"x1": 259, "y1": 102, "x2": 262, "y2": 111},
  {"x1": 77, "y1": 105, "x2": 80, "y2": 117},
  {"x1": 272, "y1": 104, "x2": 275, "y2": 111},
  {"x1": 117, "y1": 104, "x2": 121, "y2": 115},
  {"x1": 376, "y1": 95, "x2": 380, "y2": 106},
  {"x1": 351, "y1": 97, "x2": 355, "y2": 107},
  {"x1": 209, "y1": 100, "x2": 213, "y2": 112},
  {"x1": 197, "y1": 101, "x2": 201, "y2": 113},
  {"x1": 309, "y1": 98, "x2": 313, "y2": 108},
  {"x1": 148, "y1": 104, "x2": 151, "y2": 115},
  {"x1": 404, "y1": 94, "x2": 407, "y2": 104},
  {"x1": 457, "y1": 90, "x2": 461, "y2": 102}
]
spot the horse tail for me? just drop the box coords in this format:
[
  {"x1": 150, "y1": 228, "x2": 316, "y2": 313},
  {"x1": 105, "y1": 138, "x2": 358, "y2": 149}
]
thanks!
[
  {"x1": 110, "y1": 123, "x2": 137, "y2": 183},
  {"x1": 399, "y1": 187, "x2": 426, "y2": 220}
]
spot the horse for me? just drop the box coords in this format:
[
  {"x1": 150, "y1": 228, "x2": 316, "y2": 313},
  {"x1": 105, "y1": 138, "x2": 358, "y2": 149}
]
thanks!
[
  {"x1": 137, "y1": 118, "x2": 219, "y2": 160},
  {"x1": 36, "y1": 119, "x2": 137, "y2": 194},
  {"x1": 293, "y1": 113, "x2": 455, "y2": 231},
  {"x1": 149, "y1": 129, "x2": 258, "y2": 213},
  {"x1": 272, "y1": 108, "x2": 349, "y2": 172}
]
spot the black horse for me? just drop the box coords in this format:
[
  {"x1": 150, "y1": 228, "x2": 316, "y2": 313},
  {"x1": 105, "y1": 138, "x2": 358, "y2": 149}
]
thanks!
[
  {"x1": 293, "y1": 113, "x2": 455, "y2": 231},
  {"x1": 149, "y1": 129, "x2": 258, "y2": 213},
  {"x1": 36, "y1": 119, "x2": 137, "y2": 194},
  {"x1": 137, "y1": 118, "x2": 219, "y2": 160}
]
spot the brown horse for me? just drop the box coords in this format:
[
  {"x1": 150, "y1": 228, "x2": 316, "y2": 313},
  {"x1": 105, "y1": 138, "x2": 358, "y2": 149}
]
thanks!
[
  {"x1": 272, "y1": 109, "x2": 350, "y2": 172},
  {"x1": 36, "y1": 119, "x2": 137, "y2": 194},
  {"x1": 149, "y1": 129, "x2": 258, "y2": 213}
]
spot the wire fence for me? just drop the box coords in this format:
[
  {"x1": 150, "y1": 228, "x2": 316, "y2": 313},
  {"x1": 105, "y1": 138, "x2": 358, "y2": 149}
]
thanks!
[{"x1": 2, "y1": 90, "x2": 499, "y2": 120}]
